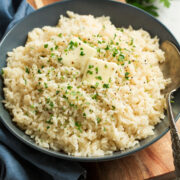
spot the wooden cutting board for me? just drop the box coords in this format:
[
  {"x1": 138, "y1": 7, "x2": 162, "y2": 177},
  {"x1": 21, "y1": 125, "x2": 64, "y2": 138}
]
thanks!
[{"x1": 27, "y1": 0, "x2": 179, "y2": 179}]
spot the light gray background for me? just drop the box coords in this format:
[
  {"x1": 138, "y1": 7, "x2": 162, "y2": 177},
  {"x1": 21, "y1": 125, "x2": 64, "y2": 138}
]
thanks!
[{"x1": 156, "y1": 0, "x2": 180, "y2": 43}]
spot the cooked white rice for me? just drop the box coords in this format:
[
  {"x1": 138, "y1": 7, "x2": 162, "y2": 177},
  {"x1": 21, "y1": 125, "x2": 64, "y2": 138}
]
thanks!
[{"x1": 2, "y1": 11, "x2": 170, "y2": 156}]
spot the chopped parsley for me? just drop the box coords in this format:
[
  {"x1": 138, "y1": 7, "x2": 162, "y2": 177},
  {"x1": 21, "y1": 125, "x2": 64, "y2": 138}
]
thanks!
[
  {"x1": 104, "y1": 64, "x2": 108, "y2": 68},
  {"x1": 130, "y1": 38, "x2": 134, "y2": 45},
  {"x1": 30, "y1": 104, "x2": 35, "y2": 109},
  {"x1": 37, "y1": 88, "x2": 43, "y2": 92},
  {"x1": 75, "y1": 122, "x2": 82, "y2": 133},
  {"x1": 58, "y1": 33, "x2": 62, "y2": 37},
  {"x1": 68, "y1": 41, "x2": 78, "y2": 50},
  {"x1": 80, "y1": 51, "x2": 85, "y2": 56},
  {"x1": 92, "y1": 93, "x2": 98, "y2": 100},
  {"x1": 95, "y1": 82, "x2": 99, "y2": 88},
  {"x1": 88, "y1": 65, "x2": 94, "y2": 69},
  {"x1": 105, "y1": 45, "x2": 109, "y2": 50},
  {"x1": 46, "y1": 119, "x2": 53, "y2": 124},
  {"x1": 103, "y1": 84, "x2": 109, "y2": 88},
  {"x1": 44, "y1": 44, "x2": 48, "y2": 48},
  {"x1": 97, "y1": 48, "x2": 101, "y2": 53},
  {"x1": 44, "y1": 82, "x2": 48, "y2": 88},
  {"x1": 87, "y1": 70, "x2": 93, "y2": 75},
  {"x1": 38, "y1": 69, "x2": 41, "y2": 74},
  {"x1": 95, "y1": 67, "x2": 98, "y2": 74},
  {"x1": 112, "y1": 48, "x2": 118, "y2": 57},
  {"x1": 56, "y1": 90, "x2": 60, "y2": 95},
  {"x1": 67, "y1": 85, "x2": 72, "y2": 90},
  {"x1": 58, "y1": 57, "x2": 63, "y2": 62},
  {"x1": 69, "y1": 103, "x2": 75, "y2": 107},
  {"x1": 50, "y1": 53, "x2": 55, "y2": 57},
  {"x1": 25, "y1": 67, "x2": 30, "y2": 74},
  {"x1": 118, "y1": 54, "x2": 125, "y2": 62},
  {"x1": 46, "y1": 98, "x2": 50, "y2": 104},
  {"x1": 112, "y1": 106, "x2": 116, "y2": 110},
  {"x1": 97, "y1": 117, "x2": 101, "y2": 123},
  {"x1": 62, "y1": 95, "x2": 68, "y2": 99},
  {"x1": 83, "y1": 113, "x2": 86, "y2": 117},
  {"x1": 55, "y1": 45, "x2": 58, "y2": 50},
  {"x1": 49, "y1": 101, "x2": 54, "y2": 108},
  {"x1": 96, "y1": 76, "x2": 102, "y2": 80},
  {"x1": 90, "y1": 85, "x2": 95, "y2": 89},
  {"x1": 119, "y1": 28, "x2": 124, "y2": 32},
  {"x1": 125, "y1": 72, "x2": 130, "y2": 80}
]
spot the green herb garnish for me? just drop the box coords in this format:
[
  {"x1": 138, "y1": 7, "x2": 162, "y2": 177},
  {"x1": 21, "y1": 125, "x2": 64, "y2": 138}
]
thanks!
[
  {"x1": 126, "y1": 0, "x2": 171, "y2": 17},
  {"x1": 95, "y1": 67, "x2": 98, "y2": 74},
  {"x1": 88, "y1": 65, "x2": 94, "y2": 69},
  {"x1": 125, "y1": 72, "x2": 130, "y2": 80},
  {"x1": 44, "y1": 44, "x2": 48, "y2": 48},
  {"x1": 46, "y1": 119, "x2": 53, "y2": 124},
  {"x1": 38, "y1": 69, "x2": 41, "y2": 74},
  {"x1": 58, "y1": 33, "x2": 62, "y2": 37},
  {"x1": 58, "y1": 57, "x2": 63, "y2": 62},
  {"x1": 44, "y1": 82, "x2": 48, "y2": 88},
  {"x1": 105, "y1": 45, "x2": 109, "y2": 50},
  {"x1": 87, "y1": 70, "x2": 93, "y2": 75},
  {"x1": 67, "y1": 85, "x2": 72, "y2": 90},
  {"x1": 118, "y1": 54, "x2": 125, "y2": 62},
  {"x1": 49, "y1": 101, "x2": 54, "y2": 108},
  {"x1": 96, "y1": 76, "x2": 102, "y2": 80},
  {"x1": 103, "y1": 84, "x2": 109, "y2": 88},
  {"x1": 112, "y1": 48, "x2": 118, "y2": 57},
  {"x1": 75, "y1": 122, "x2": 82, "y2": 133},
  {"x1": 92, "y1": 93, "x2": 98, "y2": 100},
  {"x1": 97, "y1": 117, "x2": 101, "y2": 123},
  {"x1": 56, "y1": 90, "x2": 60, "y2": 95},
  {"x1": 80, "y1": 51, "x2": 85, "y2": 56},
  {"x1": 97, "y1": 48, "x2": 101, "y2": 53},
  {"x1": 25, "y1": 67, "x2": 30, "y2": 74}
]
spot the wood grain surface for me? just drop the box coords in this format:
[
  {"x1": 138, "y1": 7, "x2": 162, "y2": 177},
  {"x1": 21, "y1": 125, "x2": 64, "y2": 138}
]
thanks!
[{"x1": 27, "y1": 0, "x2": 178, "y2": 179}]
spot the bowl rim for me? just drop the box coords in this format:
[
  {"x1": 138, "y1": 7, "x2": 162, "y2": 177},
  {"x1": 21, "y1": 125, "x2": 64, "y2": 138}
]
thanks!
[{"x1": 0, "y1": 0, "x2": 180, "y2": 162}]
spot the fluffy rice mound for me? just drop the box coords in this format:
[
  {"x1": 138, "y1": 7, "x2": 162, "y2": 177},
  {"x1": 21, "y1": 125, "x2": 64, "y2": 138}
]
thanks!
[{"x1": 2, "y1": 11, "x2": 169, "y2": 156}]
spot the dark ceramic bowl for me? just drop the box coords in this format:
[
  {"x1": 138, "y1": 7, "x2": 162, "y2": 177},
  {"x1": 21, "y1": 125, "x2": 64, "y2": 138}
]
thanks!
[{"x1": 0, "y1": 0, "x2": 180, "y2": 162}]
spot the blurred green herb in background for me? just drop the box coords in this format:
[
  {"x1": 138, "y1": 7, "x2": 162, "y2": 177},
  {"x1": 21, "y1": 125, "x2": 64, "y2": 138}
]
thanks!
[{"x1": 126, "y1": 0, "x2": 171, "y2": 16}]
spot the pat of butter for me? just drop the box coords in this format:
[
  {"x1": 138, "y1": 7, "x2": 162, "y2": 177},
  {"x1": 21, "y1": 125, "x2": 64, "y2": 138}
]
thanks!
[
  {"x1": 83, "y1": 58, "x2": 118, "y2": 85},
  {"x1": 61, "y1": 37, "x2": 96, "y2": 73}
]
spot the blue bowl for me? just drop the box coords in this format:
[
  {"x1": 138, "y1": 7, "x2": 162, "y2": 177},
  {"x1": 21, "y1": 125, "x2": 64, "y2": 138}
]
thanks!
[{"x1": 0, "y1": 0, "x2": 179, "y2": 162}]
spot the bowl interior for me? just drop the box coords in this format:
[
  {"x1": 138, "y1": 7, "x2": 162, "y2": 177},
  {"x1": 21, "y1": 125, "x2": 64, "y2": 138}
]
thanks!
[{"x1": 0, "y1": 0, "x2": 180, "y2": 162}]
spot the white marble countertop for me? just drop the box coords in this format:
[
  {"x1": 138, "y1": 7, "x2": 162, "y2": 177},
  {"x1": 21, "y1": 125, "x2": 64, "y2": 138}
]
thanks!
[{"x1": 156, "y1": 0, "x2": 180, "y2": 43}]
